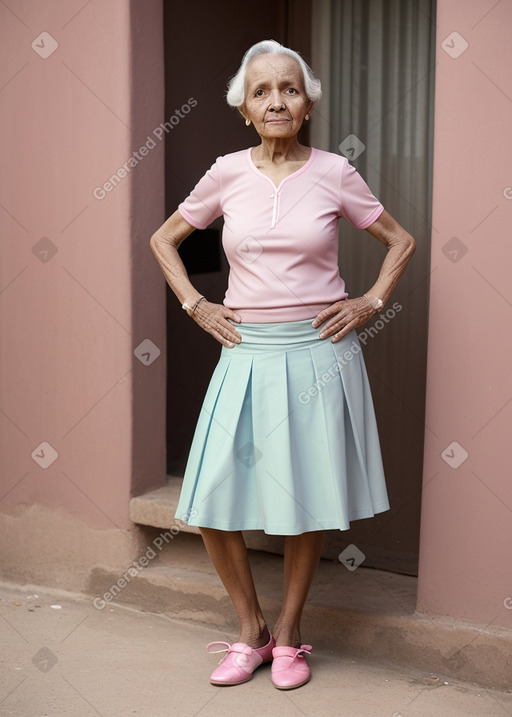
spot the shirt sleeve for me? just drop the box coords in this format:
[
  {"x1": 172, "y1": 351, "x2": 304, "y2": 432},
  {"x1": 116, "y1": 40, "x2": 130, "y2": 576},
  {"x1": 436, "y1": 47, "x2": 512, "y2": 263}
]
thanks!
[
  {"x1": 339, "y1": 160, "x2": 384, "y2": 229},
  {"x1": 178, "y1": 160, "x2": 222, "y2": 229}
]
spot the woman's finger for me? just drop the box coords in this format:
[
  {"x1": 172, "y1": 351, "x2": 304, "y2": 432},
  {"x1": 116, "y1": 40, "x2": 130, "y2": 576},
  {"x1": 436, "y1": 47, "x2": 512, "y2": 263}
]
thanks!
[
  {"x1": 202, "y1": 320, "x2": 240, "y2": 347},
  {"x1": 311, "y1": 301, "x2": 344, "y2": 328},
  {"x1": 318, "y1": 299, "x2": 374, "y2": 340},
  {"x1": 330, "y1": 318, "x2": 359, "y2": 343},
  {"x1": 213, "y1": 329, "x2": 238, "y2": 347},
  {"x1": 192, "y1": 303, "x2": 243, "y2": 345},
  {"x1": 318, "y1": 318, "x2": 344, "y2": 339},
  {"x1": 218, "y1": 317, "x2": 243, "y2": 338},
  {"x1": 210, "y1": 316, "x2": 242, "y2": 343}
]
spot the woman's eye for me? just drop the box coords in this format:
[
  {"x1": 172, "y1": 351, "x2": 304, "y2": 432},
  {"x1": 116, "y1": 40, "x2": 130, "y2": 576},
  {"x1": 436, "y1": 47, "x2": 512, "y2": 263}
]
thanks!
[
  {"x1": 286, "y1": 88, "x2": 297, "y2": 94},
  {"x1": 255, "y1": 89, "x2": 264, "y2": 97}
]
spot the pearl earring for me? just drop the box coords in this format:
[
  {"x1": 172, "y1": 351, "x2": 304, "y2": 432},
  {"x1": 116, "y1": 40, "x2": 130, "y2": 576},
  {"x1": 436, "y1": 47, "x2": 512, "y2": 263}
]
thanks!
[
  {"x1": 305, "y1": 114, "x2": 310, "y2": 121},
  {"x1": 245, "y1": 118, "x2": 251, "y2": 126}
]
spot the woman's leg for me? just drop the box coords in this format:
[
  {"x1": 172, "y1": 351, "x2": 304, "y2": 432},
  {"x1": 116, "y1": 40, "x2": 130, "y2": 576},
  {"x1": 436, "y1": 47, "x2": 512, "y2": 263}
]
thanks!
[
  {"x1": 200, "y1": 527, "x2": 270, "y2": 648},
  {"x1": 273, "y1": 531, "x2": 324, "y2": 647}
]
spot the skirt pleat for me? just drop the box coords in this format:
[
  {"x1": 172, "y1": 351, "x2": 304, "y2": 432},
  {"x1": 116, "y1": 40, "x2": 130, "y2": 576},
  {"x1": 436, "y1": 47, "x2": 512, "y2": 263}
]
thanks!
[{"x1": 175, "y1": 318, "x2": 389, "y2": 535}]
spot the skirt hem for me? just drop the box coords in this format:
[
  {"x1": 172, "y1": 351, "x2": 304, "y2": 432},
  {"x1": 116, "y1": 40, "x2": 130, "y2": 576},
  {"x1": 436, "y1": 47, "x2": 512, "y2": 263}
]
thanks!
[{"x1": 174, "y1": 502, "x2": 390, "y2": 535}]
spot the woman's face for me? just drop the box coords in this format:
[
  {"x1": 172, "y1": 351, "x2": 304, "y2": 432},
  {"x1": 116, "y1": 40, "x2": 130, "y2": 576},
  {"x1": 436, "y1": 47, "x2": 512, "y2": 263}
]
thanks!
[{"x1": 242, "y1": 54, "x2": 313, "y2": 140}]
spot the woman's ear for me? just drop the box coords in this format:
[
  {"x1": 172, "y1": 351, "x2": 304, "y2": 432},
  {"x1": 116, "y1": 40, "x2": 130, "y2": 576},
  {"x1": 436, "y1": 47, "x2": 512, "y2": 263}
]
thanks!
[{"x1": 238, "y1": 106, "x2": 251, "y2": 126}]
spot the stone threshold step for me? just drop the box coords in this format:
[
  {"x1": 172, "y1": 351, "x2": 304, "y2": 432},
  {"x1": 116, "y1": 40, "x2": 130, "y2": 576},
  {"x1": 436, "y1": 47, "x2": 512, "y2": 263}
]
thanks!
[
  {"x1": 129, "y1": 478, "x2": 419, "y2": 573},
  {"x1": 86, "y1": 533, "x2": 512, "y2": 692},
  {"x1": 129, "y1": 477, "x2": 200, "y2": 534}
]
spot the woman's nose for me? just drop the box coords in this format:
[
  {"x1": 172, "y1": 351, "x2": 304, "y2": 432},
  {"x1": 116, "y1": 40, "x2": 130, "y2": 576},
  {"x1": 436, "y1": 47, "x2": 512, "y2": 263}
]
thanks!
[{"x1": 268, "y1": 91, "x2": 283, "y2": 110}]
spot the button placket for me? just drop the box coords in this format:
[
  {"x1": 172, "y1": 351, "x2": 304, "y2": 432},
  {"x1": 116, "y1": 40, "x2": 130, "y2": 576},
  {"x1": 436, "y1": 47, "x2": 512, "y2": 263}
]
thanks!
[{"x1": 270, "y1": 189, "x2": 279, "y2": 229}]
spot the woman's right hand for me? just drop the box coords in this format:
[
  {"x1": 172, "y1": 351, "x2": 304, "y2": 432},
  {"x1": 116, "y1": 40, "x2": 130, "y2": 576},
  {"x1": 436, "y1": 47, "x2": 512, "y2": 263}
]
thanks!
[{"x1": 188, "y1": 300, "x2": 243, "y2": 347}]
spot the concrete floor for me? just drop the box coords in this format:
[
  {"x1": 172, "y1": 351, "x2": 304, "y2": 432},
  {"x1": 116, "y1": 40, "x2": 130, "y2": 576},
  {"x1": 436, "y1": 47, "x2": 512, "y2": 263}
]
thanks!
[
  {"x1": 1, "y1": 581, "x2": 511, "y2": 717},
  {"x1": 86, "y1": 532, "x2": 512, "y2": 692}
]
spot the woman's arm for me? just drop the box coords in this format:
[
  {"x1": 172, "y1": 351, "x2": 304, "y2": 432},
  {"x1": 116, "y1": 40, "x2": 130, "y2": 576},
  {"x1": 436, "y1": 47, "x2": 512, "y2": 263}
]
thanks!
[
  {"x1": 150, "y1": 211, "x2": 242, "y2": 347},
  {"x1": 361, "y1": 209, "x2": 416, "y2": 305},
  {"x1": 312, "y1": 209, "x2": 416, "y2": 342}
]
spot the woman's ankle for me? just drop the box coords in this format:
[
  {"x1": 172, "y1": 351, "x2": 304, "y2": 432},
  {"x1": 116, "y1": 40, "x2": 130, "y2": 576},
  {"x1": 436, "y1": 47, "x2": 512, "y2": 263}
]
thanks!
[
  {"x1": 238, "y1": 622, "x2": 270, "y2": 648},
  {"x1": 273, "y1": 622, "x2": 301, "y2": 648}
]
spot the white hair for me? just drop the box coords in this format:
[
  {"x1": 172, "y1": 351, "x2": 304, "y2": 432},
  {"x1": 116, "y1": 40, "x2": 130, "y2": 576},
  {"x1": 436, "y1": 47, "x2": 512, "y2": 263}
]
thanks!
[{"x1": 226, "y1": 39, "x2": 322, "y2": 108}]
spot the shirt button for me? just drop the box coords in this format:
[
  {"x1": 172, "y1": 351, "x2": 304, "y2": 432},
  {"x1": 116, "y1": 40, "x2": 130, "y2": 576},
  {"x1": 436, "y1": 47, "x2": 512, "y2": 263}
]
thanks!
[{"x1": 270, "y1": 194, "x2": 274, "y2": 198}]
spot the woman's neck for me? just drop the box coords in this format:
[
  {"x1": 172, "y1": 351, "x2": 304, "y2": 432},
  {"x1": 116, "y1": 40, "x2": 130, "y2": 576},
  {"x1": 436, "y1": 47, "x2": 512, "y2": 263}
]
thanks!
[{"x1": 252, "y1": 137, "x2": 309, "y2": 164}]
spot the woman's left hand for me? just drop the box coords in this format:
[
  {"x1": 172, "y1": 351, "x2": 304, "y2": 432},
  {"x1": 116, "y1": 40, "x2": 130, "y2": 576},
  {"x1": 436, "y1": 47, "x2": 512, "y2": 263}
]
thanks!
[{"x1": 312, "y1": 297, "x2": 375, "y2": 343}]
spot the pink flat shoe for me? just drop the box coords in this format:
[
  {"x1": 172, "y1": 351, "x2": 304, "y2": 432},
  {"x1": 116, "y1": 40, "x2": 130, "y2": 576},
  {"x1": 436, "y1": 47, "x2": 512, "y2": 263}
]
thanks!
[
  {"x1": 206, "y1": 633, "x2": 276, "y2": 686},
  {"x1": 271, "y1": 644, "x2": 312, "y2": 689}
]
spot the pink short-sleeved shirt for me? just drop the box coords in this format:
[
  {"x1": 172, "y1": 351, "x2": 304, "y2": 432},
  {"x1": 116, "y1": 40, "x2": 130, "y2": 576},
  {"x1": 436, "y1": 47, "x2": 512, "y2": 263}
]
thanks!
[{"x1": 178, "y1": 147, "x2": 384, "y2": 322}]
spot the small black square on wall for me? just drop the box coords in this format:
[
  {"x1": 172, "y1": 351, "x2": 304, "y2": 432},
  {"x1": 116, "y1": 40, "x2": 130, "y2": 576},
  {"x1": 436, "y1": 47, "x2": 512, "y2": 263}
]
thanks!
[{"x1": 178, "y1": 228, "x2": 221, "y2": 274}]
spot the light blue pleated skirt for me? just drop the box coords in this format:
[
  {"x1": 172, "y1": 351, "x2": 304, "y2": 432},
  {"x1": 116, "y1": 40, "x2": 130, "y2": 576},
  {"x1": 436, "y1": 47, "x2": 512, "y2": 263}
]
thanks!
[{"x1": 175, "y1": 317, "x2": 389, "y2": 535}]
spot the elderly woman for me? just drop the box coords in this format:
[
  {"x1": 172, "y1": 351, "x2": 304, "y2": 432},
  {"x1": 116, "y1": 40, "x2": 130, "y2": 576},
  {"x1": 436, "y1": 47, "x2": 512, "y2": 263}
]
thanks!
[{"x1": 150, "y1": 39, "x2": 415, "y2": 689}]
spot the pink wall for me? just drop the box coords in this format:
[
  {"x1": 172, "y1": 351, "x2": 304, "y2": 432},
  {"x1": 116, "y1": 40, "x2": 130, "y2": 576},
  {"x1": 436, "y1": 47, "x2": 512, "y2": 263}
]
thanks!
[
  {"x1": 1, "y1": 0, "x2": 511, "y2": 633},
  {"x1": 417, "y1": 0, "x2": 512, "y2": 627},
  {"x1": 0, "y1": 1, "x2": 165, "y2": 533}
]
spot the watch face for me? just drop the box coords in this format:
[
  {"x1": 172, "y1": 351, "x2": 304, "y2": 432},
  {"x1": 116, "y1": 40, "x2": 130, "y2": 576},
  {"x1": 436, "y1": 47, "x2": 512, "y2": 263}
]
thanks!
[{"x1": 376, "y1": 299, "x2": 383, "y2": 309}]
